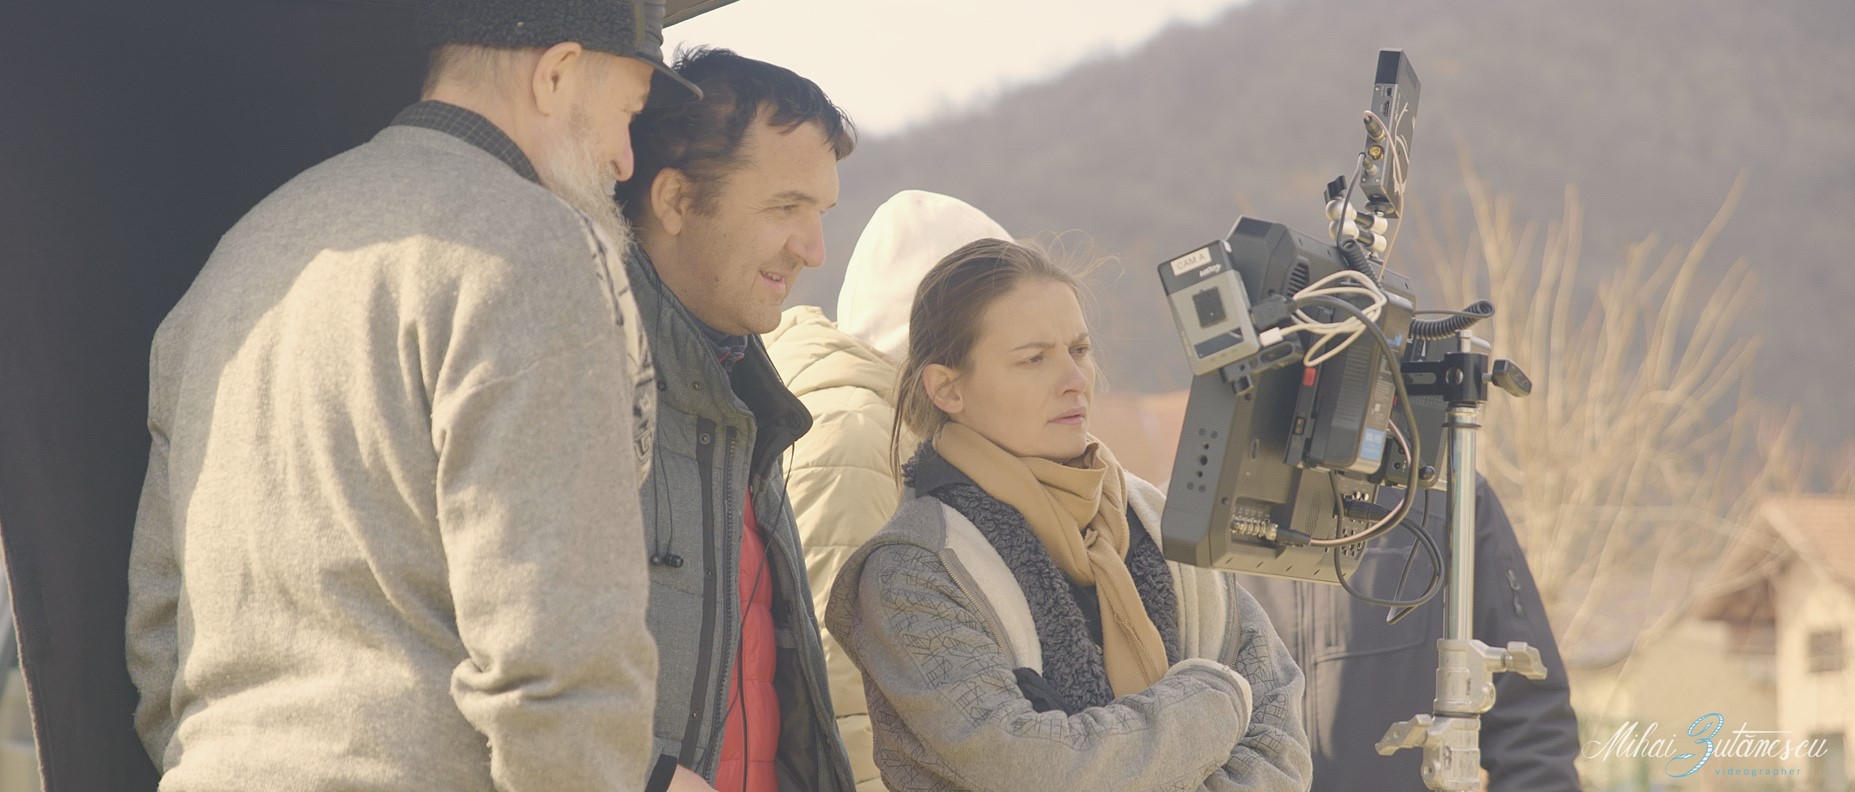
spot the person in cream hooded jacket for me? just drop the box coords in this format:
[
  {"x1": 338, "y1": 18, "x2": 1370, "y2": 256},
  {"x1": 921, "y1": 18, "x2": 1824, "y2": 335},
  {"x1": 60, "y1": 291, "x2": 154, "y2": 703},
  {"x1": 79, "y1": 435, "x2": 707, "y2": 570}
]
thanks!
[{"x1": 763, "y1": 190, "x2": 1010, "y2": 792}]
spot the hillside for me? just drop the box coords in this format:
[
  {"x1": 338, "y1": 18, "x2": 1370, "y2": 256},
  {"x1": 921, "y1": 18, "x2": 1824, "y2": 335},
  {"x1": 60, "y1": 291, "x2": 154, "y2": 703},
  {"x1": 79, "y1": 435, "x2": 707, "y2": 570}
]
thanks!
[{"x1": 797, "y1": 0, "x2": 1855, "y2": 452}]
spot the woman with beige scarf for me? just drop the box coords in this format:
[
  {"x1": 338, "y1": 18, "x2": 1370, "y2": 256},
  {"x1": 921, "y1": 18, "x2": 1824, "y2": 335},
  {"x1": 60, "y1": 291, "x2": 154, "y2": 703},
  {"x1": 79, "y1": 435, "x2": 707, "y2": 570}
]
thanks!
[{"x1": 824, "y1": 239, "x2": 1312, "y2": 792}]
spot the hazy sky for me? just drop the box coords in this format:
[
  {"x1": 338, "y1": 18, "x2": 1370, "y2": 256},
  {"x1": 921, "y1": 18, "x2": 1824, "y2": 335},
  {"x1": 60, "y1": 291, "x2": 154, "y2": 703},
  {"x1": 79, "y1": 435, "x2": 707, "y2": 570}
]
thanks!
[{"x1": 665, "y1": 0, "x2": 1248, "y2": 137}]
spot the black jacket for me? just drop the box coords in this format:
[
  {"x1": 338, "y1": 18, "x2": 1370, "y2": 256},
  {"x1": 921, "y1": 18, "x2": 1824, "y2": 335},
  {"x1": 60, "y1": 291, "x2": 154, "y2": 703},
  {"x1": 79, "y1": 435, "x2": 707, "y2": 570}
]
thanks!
[{"x1": 1241, "y1": 479, "x2": 1581, "y2": 791}]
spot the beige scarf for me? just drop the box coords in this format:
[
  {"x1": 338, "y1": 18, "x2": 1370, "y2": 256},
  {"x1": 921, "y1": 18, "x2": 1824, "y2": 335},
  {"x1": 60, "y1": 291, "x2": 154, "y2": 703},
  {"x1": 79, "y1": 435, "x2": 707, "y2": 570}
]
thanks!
[{"x1": 934, "y1": 422, "x2": 1170, "y2": 696}]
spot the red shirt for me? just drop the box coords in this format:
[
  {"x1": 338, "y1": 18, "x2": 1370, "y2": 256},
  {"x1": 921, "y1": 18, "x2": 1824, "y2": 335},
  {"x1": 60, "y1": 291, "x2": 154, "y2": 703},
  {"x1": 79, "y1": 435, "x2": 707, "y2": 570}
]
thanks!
[{"x1": 714, "y1": 492, "x2": 780, "y2": 792}]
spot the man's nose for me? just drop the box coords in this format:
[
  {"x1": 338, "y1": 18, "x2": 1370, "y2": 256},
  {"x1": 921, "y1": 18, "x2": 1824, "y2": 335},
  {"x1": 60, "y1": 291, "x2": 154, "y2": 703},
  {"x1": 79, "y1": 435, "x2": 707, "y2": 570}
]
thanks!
[
  {"x1": 789, "y1": 213, "x2": 826, "y2": 269},
  {"x1": 612, "y1": 137, "x2": 636, "y2": 184}
]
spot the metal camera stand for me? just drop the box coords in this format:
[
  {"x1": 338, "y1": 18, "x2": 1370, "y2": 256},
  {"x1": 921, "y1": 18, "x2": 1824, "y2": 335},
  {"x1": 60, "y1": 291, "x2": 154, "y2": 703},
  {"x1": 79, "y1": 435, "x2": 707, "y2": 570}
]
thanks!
[{"x1": 1375, "y1": 330, "x2": 1545, "y2": 791}]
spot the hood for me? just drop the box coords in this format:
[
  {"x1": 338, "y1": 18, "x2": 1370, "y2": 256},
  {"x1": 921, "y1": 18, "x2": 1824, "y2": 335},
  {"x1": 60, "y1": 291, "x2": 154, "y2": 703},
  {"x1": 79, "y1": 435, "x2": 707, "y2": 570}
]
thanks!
[
  {"x1": 764, "y1": 305, "x2": 897, "y2": 401},
  {"x1": 835, "y1": 190, "x2": 1011, "y2": 363}
]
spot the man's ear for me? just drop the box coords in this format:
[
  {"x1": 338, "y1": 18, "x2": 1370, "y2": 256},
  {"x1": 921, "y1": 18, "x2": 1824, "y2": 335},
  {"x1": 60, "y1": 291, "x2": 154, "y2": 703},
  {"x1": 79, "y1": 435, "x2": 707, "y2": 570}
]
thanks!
[
  {"x1": 922, "y1": 363, "x2": 964, "y2": 417},
  {"x1": 650, "y1": 168, "x2": 693, "y2": 236},
  {"x1": 529, "y1": 41, "x2": 585, "y2": 117}
]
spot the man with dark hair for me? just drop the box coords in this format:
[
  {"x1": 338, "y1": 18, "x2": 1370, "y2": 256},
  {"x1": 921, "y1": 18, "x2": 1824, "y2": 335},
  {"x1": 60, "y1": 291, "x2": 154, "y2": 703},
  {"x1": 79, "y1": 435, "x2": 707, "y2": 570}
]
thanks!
[
  {"x1": 618, "y1": 47, "x2": 858, "y2": 792},
  {"x1": 124, "y1": 2, "x2": 691, "y2": 790}
]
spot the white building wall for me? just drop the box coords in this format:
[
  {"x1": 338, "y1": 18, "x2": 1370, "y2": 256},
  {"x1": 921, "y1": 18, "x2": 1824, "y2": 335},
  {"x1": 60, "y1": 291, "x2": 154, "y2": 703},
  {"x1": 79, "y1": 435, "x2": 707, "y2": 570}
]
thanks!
[{"x1": 1775, "y1": 562, "x2": 1855, "y2": 788}]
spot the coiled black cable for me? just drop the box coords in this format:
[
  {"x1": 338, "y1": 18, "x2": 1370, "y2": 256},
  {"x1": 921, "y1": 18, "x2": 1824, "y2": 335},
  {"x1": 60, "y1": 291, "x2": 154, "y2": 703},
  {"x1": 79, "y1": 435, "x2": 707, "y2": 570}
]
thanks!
[
  {"x1": 1335, "y1": 237, "x2": 1377, "y2": 278},
  {"x1": 1409, "y1": 300, "x2": 1494, "y2": 340}
]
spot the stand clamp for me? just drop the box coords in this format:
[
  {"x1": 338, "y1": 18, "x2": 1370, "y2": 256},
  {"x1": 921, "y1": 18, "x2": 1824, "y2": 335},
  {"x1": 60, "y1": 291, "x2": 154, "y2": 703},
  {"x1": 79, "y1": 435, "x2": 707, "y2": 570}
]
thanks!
[{"x1": 1376, "y1": 331, "x2": 1539, "y2": 790}]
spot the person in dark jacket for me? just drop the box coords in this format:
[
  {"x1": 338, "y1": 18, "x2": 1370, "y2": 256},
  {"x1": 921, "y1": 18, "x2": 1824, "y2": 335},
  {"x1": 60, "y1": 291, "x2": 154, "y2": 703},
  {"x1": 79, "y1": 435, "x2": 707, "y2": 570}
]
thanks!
[
  {"x1": 615, "y1": 48, "x2": 858, "y2": 792},
  {"x1": 1241, "y1": 478, "x2": 1582, "y2": 791}
]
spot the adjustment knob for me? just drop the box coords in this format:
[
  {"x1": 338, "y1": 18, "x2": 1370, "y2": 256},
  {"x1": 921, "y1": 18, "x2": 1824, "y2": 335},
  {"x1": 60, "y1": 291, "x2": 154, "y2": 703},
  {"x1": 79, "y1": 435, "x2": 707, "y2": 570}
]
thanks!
[{"x1": 1490, "y1": 359, "x2": 1532, "y2": 398}]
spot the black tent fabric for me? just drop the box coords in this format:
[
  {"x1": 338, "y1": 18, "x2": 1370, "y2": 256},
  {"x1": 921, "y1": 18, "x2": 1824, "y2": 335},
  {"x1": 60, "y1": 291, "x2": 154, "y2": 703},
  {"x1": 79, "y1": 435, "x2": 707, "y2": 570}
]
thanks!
[
  {"x1": 1, "y1": 3, "x2": 426, "y2": 788},
  {"x1": 0, "y1": 1, "x2": 733, "y2": 789}
]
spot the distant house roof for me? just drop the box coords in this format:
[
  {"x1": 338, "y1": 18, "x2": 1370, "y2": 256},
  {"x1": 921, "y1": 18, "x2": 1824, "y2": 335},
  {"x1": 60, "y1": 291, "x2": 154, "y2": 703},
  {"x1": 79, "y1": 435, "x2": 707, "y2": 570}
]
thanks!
[{"x1": 1695, "y1": 496, "x2": 1855, "y2": 624}]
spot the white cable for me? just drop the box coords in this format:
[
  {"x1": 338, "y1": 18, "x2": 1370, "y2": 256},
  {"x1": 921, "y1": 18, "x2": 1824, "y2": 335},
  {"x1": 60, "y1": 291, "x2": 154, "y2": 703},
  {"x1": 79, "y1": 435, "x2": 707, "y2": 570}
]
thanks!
[
  {"x1": 1303, "y1": 325, "x2": 1370, "y2": 367},
  {"x1": 1286, "y1": 272, "x2": 1386, "y2": 327},
  {"x1": 1274, "y1": 269, "x2": 1388, "y2": 366}
]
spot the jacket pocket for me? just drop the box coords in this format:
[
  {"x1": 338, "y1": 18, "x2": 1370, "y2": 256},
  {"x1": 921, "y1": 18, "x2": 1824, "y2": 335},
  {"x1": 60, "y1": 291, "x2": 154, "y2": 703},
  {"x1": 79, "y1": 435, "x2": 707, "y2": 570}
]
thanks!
[
  {"x1": 646, "y1": 579, "x2": 708, "y2": 743},
  {"x1": 641, "y1": 443, "x2": 706, "y2": 597},
  {"x1": 1315, "y1": 542, "x2": 1437, "y2": 660}
]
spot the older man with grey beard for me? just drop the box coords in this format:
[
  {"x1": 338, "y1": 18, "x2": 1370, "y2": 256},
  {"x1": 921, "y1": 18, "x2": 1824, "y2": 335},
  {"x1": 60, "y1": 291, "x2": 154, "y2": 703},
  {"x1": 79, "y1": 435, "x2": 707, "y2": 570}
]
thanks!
[{"x1": 123, "y1": 1, "x2": 695, "y2": 790}]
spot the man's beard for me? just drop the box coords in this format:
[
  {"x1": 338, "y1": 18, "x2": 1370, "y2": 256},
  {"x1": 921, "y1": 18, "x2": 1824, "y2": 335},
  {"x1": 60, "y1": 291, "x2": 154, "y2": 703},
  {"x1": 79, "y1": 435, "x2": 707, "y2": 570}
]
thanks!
[{"x1": 535, "y1": 107, "x2": 634, "y2": 253}]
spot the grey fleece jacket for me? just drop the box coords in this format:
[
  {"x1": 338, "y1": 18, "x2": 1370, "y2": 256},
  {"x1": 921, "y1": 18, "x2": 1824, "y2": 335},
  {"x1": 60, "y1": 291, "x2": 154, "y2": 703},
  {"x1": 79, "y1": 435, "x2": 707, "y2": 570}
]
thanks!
[
  {"x1": 126, "y1": 120, "x2": 658, "y2": 791},
  {"x1": 825, "y1": 473, "x2": 1312, "y2": 792}
]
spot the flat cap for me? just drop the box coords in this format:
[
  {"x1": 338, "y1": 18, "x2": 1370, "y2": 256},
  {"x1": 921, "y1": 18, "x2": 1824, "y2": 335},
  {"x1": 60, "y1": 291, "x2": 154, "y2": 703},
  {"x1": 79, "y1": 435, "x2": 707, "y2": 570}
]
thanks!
[{"x1": 418, "y1": 0, "x2": 701, "y2": 99}]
